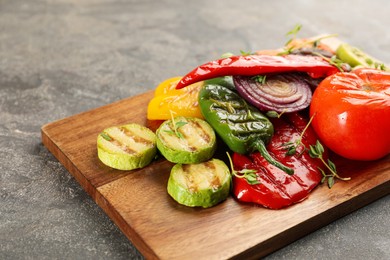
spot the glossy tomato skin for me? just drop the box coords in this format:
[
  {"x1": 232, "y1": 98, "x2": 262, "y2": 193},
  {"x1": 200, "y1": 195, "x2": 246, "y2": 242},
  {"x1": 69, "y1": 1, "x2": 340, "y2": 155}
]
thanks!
[{"x1": 310, "y1": 68, "x2": 390, "y2": 161}]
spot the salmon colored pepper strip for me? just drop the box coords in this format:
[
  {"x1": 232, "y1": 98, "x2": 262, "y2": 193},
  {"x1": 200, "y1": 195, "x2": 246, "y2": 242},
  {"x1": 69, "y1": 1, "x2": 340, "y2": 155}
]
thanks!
[{"x1": 175, "y1": 54, "x2": 339, "y2": 89}]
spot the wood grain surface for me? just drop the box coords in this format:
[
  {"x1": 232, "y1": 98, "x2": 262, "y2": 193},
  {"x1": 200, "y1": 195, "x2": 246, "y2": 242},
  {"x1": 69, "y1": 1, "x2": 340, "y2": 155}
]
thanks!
[{"x1": 41, "y1": 90, "x2": 390, "y2": 260}]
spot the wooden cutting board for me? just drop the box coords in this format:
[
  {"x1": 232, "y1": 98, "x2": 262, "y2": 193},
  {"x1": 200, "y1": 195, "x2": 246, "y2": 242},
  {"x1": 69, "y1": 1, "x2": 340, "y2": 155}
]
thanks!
[{"x1": 41, "y1": 90, "x2": 389, "y2": 260}]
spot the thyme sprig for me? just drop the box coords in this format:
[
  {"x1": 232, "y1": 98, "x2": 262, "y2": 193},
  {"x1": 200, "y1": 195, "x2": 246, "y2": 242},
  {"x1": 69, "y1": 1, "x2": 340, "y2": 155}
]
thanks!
[
  {"x1": 252, "y1": 75, "x2": 267, "y2": 84},
  {"x1": 266, "y1": 110, "x2": 286, "y2": 119},
  {"x1": 308, "y1": 140, "x2": 351, "y2": 188},
  {"x1": 164, "y1": 110, "x2": 188, "y2": 139},
  {"x1": 311, "y1": 52, "x2": 350, "y2": 72},
  {"x1": 100, "y1": 132, "x2": 112, "y2": 141},
  {"x1": 281, "y1": 113, "x2": 315, "y2": 156},
  {"x1": 226, "y1": 152, "x2": 260, "y2": 185},
  {"x1": 284, "y1": 24, "x2": 302, "y2": 46},
  {"x1": 240, "y1": 50, "x2": 254, "y2": 56},
  {"x1": 278, "y1": 24, "x2": 339, "y2": 58}
]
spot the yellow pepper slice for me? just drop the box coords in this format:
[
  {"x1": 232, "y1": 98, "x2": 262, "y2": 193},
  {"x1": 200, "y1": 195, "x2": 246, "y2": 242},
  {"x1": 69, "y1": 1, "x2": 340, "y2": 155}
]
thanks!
[{"x1": 147, "y1": 77, "x2": 204, "y2": 120}]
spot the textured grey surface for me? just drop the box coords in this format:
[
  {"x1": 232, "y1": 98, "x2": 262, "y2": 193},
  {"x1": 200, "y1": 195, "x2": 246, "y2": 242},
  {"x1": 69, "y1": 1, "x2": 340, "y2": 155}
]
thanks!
[{"x1": 1, "y1": 0, "x2": 389, "y2": 259}]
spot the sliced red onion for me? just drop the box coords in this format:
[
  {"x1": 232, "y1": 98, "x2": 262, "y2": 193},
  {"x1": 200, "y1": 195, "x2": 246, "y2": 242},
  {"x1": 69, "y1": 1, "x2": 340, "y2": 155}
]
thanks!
[{"x1": 233, "y1": 73, "x2": 313, "y2": 113}]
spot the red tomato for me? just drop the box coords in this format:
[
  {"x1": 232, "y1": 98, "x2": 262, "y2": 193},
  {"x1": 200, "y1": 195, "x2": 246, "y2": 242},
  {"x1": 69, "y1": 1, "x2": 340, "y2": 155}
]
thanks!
[{"x1": 310, "y1": 68, "x2": 390, "y2": 161}]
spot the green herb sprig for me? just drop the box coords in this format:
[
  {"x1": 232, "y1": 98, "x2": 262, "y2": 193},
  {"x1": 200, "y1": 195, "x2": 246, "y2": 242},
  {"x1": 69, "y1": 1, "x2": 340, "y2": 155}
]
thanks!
[
  {"x1": 280, "y1": 113, "x2": 315, "y2": 156},
  {"x1": 240, "y1": 50, "x2": 254, "y2": 56},
  {"x1": 285, "y1": 24, "x2": 302, "y2": 45},
  {"x1": 252, "y1": 75, "x2": 267, "y2": 84},
  {"x1": 226, "y1": 152, "x2": 260, "y2": 185},
  {"x1": 308, "y1": 140, "x2": 351, "y2": 188},
  {"x1": 266, "y1": 110, "x2": 286, "y2": 119},
  {"x1": 164, "y1": 110, "x2": 188, "y2": 139},
  {"x1": 100, "y1": 132, "x2": 112, "y2": 141}
]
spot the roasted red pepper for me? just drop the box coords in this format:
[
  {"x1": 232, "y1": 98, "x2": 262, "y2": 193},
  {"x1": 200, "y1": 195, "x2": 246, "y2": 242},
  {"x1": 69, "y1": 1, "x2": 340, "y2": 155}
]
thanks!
[
  {"x1": 232, "y1": 113, "x2": 326, "y2": 209},
  {"x1": 175, "y1": 54, "x2": 339, "y2": 89}
]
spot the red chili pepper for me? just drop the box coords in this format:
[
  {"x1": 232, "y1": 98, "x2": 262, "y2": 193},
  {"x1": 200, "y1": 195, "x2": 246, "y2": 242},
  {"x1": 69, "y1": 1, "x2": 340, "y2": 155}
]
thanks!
[
  {"x1": 232, "y1": 112, "x2": 327, "y2": 209},
  {"x1": 175, "y1": 54, "x2": 339, "y2": 89}
]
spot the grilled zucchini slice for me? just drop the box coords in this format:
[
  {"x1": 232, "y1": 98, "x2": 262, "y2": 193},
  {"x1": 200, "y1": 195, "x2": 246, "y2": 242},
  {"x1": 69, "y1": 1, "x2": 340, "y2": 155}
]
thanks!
[
  {"x1": 167, "y1": 159, "x2": 231, "y2": 208},
  {"x1": 97, "y1": 123, "x2": 157, "y2": 170},
  {"x1": 156, "y1": 116, "x2": 216, "y2": 164}
]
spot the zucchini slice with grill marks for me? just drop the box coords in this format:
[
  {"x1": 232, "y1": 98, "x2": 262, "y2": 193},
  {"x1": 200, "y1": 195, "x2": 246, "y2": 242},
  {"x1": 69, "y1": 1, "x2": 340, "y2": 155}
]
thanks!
[
  {"x1": 97, "y1": 123, "x2": 157, "y2": 170},
  {"x1": 156, "y1": 116, "x2": 217, "y2": 164},
  {"x1": 167, "y1": 159, "x2": 231, "y2": 208}
]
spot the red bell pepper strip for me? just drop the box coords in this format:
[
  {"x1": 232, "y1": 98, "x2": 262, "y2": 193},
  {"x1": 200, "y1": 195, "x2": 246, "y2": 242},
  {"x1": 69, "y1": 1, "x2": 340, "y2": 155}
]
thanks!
[
  {"x1": 232, "y1": 112, "x2": 327, "y2": 209},
  {"x1": 175, "y1": 54, "x2": 339, "y2": 89}
]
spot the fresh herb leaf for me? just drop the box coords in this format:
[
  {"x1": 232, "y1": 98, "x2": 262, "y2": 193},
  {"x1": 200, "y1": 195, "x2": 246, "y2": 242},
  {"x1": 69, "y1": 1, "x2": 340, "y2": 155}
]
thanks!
[
  {"x1": 226, "y1": 152, "x2": 260, "y2": 185},
  {"x1": 266, "y1": 111, "x2": 280, "y2": 118},
  {"x1": 313, "y1": 40, "x2": 319, "y2": 48},
  {"x1": 278, "y1": 26, "x2": 338, "y2": 58},
  {"x1": 281, "y1": 113, "x2": 315, "y2": 156},
  {"x1": 266, "y1": 110, "x2": 286, "y2": 118},
  {"x1": 283, "y1": 24, "x2": 302, "y2": 47},
  {"x1": 166, "y1": 110, "x2": 188, "y2": 139},
  {"x1": 240, "y1": 50, "x2": 253, "y2": 56},
  {"x1": 100, "y1": 132, "x2": 112, "y2": 141},
  {"x1": 164, "y1": 129, "x2": 176, "y2": 135},
  {"x1": 252, "y1": 75, "x2": 267, "y2": 84},
  {"x1": 309, "y1": 140, "x2": 351, "y2": 188},
  {"x1": 374, "y1": 62, "x2": 387, "y2": 71},
  {"x1": 286, "y1": 24, "x2": 302, "y2": 37},
  {"x1": 285, "y1": 146, "x2": 297, "y2": 156},
  {"x1": 328, "y1": 176, "x2": 335, "y2": 188},
  {"x1": 175, "y1": 121, "x2": 188, "y2": 128}
]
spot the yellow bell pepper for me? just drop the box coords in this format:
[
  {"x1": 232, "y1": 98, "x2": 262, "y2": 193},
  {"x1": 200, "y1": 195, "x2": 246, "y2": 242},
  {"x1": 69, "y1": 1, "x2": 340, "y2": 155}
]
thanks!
[{"x1": 147, "y1": 77, "x2": 204, "y2": 120}]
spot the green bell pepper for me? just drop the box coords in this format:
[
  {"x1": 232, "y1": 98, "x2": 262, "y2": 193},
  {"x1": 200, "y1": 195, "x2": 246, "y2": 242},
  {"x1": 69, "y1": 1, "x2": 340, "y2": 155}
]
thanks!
[{"x1": 198, "y1": 77, "x2": 294, "y2": 175}]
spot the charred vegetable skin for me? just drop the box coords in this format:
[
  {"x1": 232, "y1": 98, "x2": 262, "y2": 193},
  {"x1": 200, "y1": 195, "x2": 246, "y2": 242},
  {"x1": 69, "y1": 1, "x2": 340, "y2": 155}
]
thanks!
[
  {"x1": 175, "y1": 54, "x2": 339, "y2": 89},
  {"x1": 199, "y1": 78, "x2": 294, "y2": 175},
  {"x1": 232, "y1": 113, "x2": 325, "y2": 209}
]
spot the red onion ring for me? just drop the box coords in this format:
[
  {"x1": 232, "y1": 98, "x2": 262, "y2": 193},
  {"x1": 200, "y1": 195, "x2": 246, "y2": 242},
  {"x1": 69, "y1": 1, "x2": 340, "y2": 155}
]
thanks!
[{"x1": 233, "y1": 73, "x2": 313, "y2": 113}]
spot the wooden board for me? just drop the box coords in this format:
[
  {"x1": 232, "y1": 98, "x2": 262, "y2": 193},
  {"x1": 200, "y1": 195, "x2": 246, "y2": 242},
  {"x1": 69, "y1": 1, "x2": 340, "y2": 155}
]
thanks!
[{"x1": 41, "y1": 90, "x2": 390, "y2": 260}]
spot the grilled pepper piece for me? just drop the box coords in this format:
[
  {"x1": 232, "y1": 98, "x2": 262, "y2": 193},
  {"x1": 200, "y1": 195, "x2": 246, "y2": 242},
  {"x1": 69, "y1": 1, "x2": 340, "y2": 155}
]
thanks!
[
  {"x1": 232, "y1": 113, "x2": 325, "y2": 209},
  {"x1": 176, "y1": 54, "x2": 339, "y2": 89},
  {"x1": 198, "y1": 79, "x2": 294, "y2": 175},
  {"x1": 147, "y1": 77, "x2": 205, "y2": 120}
]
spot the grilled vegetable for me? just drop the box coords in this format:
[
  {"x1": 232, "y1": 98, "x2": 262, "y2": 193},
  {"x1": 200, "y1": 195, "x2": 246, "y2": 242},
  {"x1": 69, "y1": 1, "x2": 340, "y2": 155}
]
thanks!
[
  {"x1": 336, "y1": 43, "x2": 388, "y2": 71},
  {"x1": 310, "y1": 68, "x2": 390, "y2": 160},
  {"x1": 198, "y1": 80, "x2": 294, "y2": 175},
  {"x1": 231, "y1": 113, "x2": 325, "y2": 209},
  {"x1": 97, "y1": 124, "x2": 157, "y2": 170},
  {"x1": 147, "y1": 77, "x2": 205, "y2": 120},
  {"x1": 233, "y1": 73, "x2": 313, "y2": 113},
  {"x1": 167, "y1": 159, "x2": 231, "y2": 208},
  {"x1": 175, "y1": 54, "x2": 338, "y2": 89},
  {"x1": 156, "y1": 116, "x2": 217, "y2": 164}
]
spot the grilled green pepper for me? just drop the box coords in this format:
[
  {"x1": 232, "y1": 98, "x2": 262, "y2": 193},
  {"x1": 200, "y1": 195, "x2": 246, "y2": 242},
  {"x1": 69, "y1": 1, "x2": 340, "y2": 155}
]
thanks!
[{"x1": 198, "y1": 78, "x2": 294, "y2": 175}]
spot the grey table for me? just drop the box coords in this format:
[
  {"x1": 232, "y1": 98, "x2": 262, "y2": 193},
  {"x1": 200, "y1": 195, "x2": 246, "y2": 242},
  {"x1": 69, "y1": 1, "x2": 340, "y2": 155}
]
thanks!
[{"x1": 1, "y1": 0, "x2": 389, "y2": 259}]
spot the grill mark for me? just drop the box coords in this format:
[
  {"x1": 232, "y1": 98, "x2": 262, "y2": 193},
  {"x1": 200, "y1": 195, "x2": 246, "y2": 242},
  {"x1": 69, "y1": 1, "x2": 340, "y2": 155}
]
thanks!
[
  {"x1": 204, "y1": 160, "x2": 216, "y2": 170},
  {"x1": 193, "y1": 121, "x2": 212, "y2": 143},
  {"x1": 205, "y1": 161, "x2": 221, "y2": 189},
  {"x1": 103, "y1": 133, "x2": 137, "y2": 154},
  {"x1": 284, "y1": 120, "x2": 322, "y2": 188},
  {"x1": 182, "y1": 164, "x2": 197, "y2": 192},
  {"x1": 252, "y1": 154, "x2": 292, "y2": 200},
  {"x1": 120, "y1": 127, "x2": 153, "y2": 146}
]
